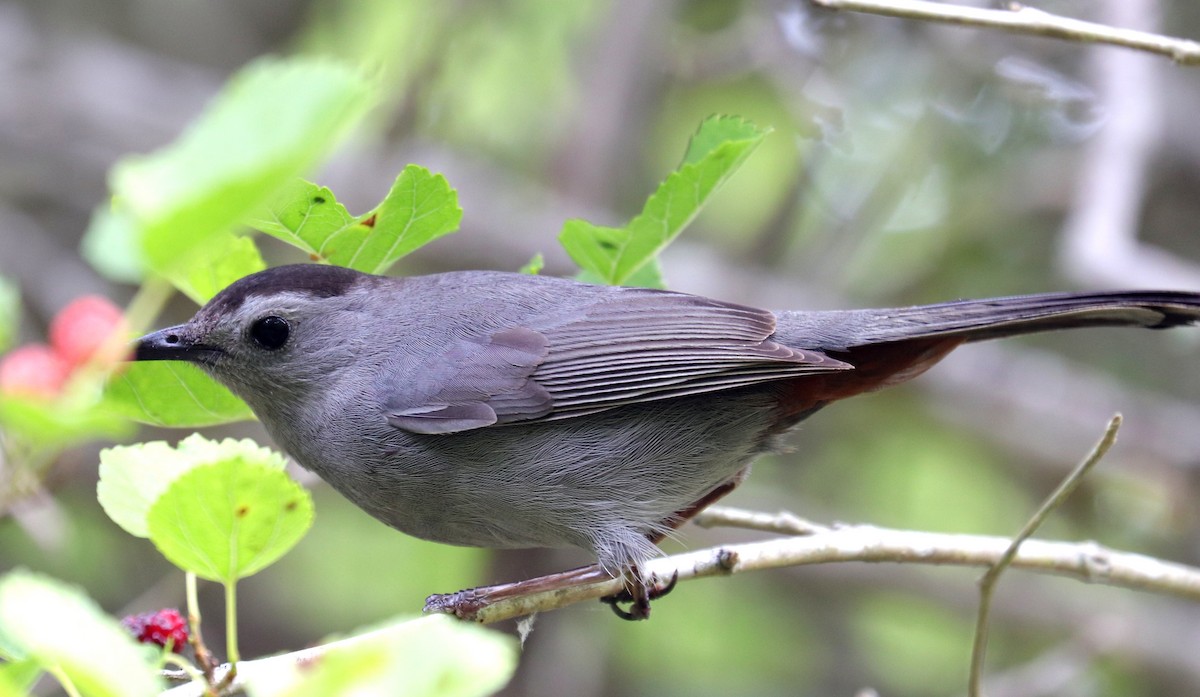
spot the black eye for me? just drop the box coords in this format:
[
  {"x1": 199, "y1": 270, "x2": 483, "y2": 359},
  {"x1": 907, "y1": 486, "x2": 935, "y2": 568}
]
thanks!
[{"x1": 249, "y1": 316, "x2": 290, "y2": 350}]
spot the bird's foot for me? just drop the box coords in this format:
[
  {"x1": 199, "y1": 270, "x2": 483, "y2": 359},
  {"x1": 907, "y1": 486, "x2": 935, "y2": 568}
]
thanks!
[{"x1": 599, "y1": 568, "x2": 679, "y2": 621}]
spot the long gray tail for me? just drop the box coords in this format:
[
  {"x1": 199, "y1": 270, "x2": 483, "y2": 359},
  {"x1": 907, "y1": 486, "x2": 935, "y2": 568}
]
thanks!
[{"x1": 779, "y1": 291, "x2": 1200, "y2": 349}]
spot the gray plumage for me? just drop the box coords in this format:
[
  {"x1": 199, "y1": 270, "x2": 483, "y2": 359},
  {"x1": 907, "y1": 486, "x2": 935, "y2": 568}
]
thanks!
[{"x1": 135, "y1": 265, "x2": 1200, "y2": 582}]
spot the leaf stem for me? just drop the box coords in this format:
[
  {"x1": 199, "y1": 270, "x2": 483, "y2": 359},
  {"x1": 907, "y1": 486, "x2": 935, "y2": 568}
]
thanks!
[
  {"x1": 224, "y1": 580, "x2": 240, "y2": 672},
  {"x1": 186, "y1": 571, "x2": 200, "y2": 620},
  {"x1": 184, "y1": 572, "x2": 216, "y2": 683},
  {"x1": 46, "y1": 664, "x2": 82, "y2": 697}
]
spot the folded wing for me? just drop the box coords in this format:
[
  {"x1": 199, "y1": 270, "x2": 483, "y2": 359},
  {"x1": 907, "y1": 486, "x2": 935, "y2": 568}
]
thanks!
[{"x1": 386, "y1": 290, "x2": 849, "y2": 434}]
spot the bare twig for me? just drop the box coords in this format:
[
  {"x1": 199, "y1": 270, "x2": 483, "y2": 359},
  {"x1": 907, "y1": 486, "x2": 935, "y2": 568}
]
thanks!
[
  {"x1": 968, "y1": 414, "x2": 1122, "y2": 697},
  {"x1": 807, "y1": 0, "x2": 1200, "y2": 65},
  {"x1": 692, "y1": 505, "x2": 830, "y2": 535}
]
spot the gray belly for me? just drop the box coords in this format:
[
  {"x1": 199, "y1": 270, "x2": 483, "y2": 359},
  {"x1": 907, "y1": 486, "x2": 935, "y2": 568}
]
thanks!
[{"x1": 285, "y1": 389, "x2": 781, "y2": 571}]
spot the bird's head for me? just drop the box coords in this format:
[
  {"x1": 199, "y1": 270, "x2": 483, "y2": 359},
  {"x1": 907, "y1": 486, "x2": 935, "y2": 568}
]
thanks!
[{"x1": 134, "y1": 264, "x2": 376, "y2": 406}]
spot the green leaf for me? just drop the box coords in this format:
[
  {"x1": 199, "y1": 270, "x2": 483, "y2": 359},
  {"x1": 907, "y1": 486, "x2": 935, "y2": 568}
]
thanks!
[
  {"x1": 83, "y1": 57, "x2": 376, "y2": 288},
  {"x1": 0, "y1": 277, "x2": 18, "y2": 354},
  {"x1": 147, "y1": 458, "x2": 313, "y2": 582},
  {"x1": 681, "y1": 114, "x2": 765, "y2": 166},
  {"x1": 0, "y1": 614, "x2": 23, "y2": 660},
  {"x1": 325, "y1": 165, "x2": 463, "y2": 273},
  {"x1": 105, "y1": 362, "x2": 253, "y2": 427},
  {"x1": 576, "y1": 254, "x2": 666, "y2": 289},
  {"x1": 97, "y1": 440, "x2": 196, "y2": 538},
  {"x1": 248, "y1": 167, "x2": 461, "y2": 272},
  {"x1": 559, "y1": 115, "x2": 767, "y2": 285},
  {"x1": 559, "y1": 221, "x2": 623, "y2": 281},
  {"x1": 97, "y1": 434, "x2": 286, "y2": 538},
  {"x1": 518, "y1": 253, "x2": 544, "y2": 275},
  {"x1": 81, "y1": 207, "x2": 145, "y2": 284},
  {"x1": 246, "y1": 179, "x2": 359, "y2": 258},
  {"x1": 0, "y1": 660, "x2": 40, "y2": 697},
  {"x1": 176, "y1": 233, "x2": 266, "y2": 305},
  {"x1": 624, "y1": 258, "x2": 666, "y2": 289},
  {"x1": 0, "y1": 393, "x2": 133, "y2": 448},
  {"x1": 244, "y1": 615, "x2": 517, "y2": 697},
  {"x1": 0, "y1": 570, "x2": 161, "y2": 697}
]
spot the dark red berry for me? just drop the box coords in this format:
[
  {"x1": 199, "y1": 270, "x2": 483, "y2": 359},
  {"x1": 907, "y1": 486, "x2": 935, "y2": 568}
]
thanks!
[{"x1": 121, "y1": 608, "x2": 189, "y2": 652}]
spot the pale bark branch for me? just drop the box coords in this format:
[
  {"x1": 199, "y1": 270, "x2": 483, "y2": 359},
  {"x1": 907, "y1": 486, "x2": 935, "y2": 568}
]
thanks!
[
  {"x1": 808, "y1": 0, "x2": 1200, "y2": 65},
  {"x1": 425, "y1": 514, "x2": 1200, "y2": 624}
]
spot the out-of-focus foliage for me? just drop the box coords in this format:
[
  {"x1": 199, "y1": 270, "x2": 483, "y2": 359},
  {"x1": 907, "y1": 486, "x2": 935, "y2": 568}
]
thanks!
[
  {"x1": 98, "y1": 57, "x2": 381, "y2": 429},
  {"x1": 4, "y1": 0, "x2": 1200, "y2": 695},
  {"x1": 259, "y1": 487, "x2": 487, "y2": 633},
  {"x1": 244, "y1": 615, "x2": 517, "y2": 697},
  {"x1": 303, "y1": 0, "x2": 602, "y2": 161},
  {"x1": 0, "y1": 570, "x2": 162, "y2": 697},
  {"x1": 0, "y1": 280, "x2": 16, "y2": 355},
  {"x1": 84, "y1": 57, "x2": 376, "y2": 284}
]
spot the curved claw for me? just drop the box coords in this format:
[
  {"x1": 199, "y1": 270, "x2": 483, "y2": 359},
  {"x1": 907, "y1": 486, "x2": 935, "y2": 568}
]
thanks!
[
  {"x1": 651, "y1": 570, "x2": 680, "y2": 600},
  {"x1": 599, "y1": 569, "x2": 679, "y2": 621},
  {"x1": 600, "y1": 593, "x2": 641, "y2": 621}
]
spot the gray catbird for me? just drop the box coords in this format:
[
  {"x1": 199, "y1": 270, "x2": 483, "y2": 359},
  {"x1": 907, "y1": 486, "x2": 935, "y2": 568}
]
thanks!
[{"x1": 134, "y1": 264, "x2": 1200, "y2": 618}]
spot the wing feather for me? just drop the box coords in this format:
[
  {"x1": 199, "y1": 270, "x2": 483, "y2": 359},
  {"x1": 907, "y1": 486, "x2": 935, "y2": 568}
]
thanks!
[
  {"x1": 516, "y1": 295, "x2": 846, "y2": 418},
  {"x1": 386, "y1": 285, "x2": 850, "y2": 434}
]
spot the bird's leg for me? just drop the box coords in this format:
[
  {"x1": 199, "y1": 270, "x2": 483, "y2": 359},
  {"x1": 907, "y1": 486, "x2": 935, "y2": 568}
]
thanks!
[
  {"x1": 430, "y1": 467, "x2": 755, "y2": 622},
  {"x1": 649, "y1": 465, "x2": 752, "y2": 544},
  {"x1": 601, "y1": 465, "x2": 751, "y2": 620}
]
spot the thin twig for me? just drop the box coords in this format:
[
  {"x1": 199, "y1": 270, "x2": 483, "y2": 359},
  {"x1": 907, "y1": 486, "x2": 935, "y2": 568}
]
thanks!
[
  {"x1": 967, "y1": 414, "x2": 1122, "y2": 697},
  {"x1": 808, "y1": 0, "x2": 1200, "y2": 65},
  {"x1": 692, "y1": 505, "x2": 830, "y2": 535}
]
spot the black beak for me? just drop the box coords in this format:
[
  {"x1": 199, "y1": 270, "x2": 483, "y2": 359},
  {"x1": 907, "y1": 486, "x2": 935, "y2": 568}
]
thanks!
[{"x1": 134, "y1": 325, "x2": 219, "y2": 362}]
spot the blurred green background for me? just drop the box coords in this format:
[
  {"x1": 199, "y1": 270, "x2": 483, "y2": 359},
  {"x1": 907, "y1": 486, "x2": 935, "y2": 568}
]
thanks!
[{"x1": 3, "y1": 0, "x2": 1200, "y2": 695}]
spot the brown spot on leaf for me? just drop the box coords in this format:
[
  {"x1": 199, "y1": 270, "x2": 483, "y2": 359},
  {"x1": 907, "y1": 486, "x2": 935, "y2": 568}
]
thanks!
[
  {"x1": 361, "y1": 214, "x2": 376, "y2": 228},
  {"x1": 236, "y1": 505, "x2": 250, "y2": 518},
  {"x1": 285, "y1": 500, "x2": 298, "y2": 512}
]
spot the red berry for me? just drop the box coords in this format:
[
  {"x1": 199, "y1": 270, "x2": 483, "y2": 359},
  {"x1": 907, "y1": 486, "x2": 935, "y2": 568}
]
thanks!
[
  {"x1": 120, "y1": 608, "x2": 189, "y2": 652},
  {"x1": 49, "y1": 295, "x2": 129, "y2": 367},
  {"x1": 0, "y1": 344, "x2": 71, "y2": 399}
]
